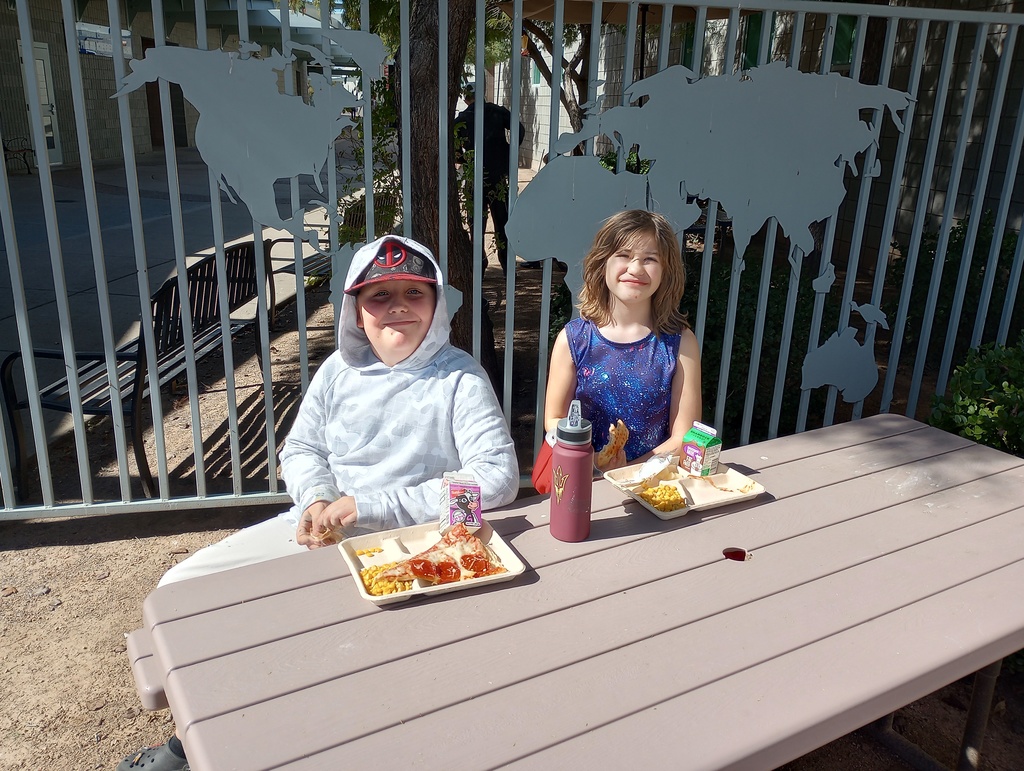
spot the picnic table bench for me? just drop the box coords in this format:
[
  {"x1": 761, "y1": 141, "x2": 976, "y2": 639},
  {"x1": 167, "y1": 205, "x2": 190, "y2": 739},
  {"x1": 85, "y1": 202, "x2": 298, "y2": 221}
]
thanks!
[{"x1": 1, "y1": 240, "x2": 275, "y2": 499}]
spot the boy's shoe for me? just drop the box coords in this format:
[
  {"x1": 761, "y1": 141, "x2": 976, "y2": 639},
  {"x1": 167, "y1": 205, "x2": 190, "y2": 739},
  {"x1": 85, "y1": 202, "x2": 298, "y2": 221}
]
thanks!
[{"x1": 116, "y1": 742, "x2": 189, "y2": 771}]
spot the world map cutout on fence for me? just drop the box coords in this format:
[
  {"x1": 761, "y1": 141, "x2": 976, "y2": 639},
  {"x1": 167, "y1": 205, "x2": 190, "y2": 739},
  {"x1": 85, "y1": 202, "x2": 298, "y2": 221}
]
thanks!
[
  {"x1": 115, "y1": 42, "x2": 910, "y2": 404},
  {"x1": 506, "y1": 63, "x2": 912, "y2": 403}
]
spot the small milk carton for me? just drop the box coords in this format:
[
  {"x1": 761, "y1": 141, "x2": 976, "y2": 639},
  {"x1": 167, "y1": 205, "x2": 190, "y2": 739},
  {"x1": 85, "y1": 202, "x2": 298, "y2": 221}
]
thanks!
[
  {"x1": 439, "y1": 472, "x2": 483, "y2": 534},
  {"x1": 680, "y1": 421, "x2": 722, "y2": 477}
]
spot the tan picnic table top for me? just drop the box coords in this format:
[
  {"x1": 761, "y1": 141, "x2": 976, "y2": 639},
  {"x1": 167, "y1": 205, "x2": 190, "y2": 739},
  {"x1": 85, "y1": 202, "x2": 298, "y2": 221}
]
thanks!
[{"x1": 129, "y1": 414, "x2": 1024, "y2": 770}]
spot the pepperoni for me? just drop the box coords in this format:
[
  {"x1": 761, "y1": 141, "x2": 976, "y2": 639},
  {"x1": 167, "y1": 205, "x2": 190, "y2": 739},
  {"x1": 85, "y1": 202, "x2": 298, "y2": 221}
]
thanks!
[
  {"x1": 408, "y1": 558, "x2": 436, "y2": 580},
  {"x1": 435, "y1": 560, "x2": 461, "y2": 583},
  {"x1": 461, "y1": 554, "x2": 489, "y2": 574}
]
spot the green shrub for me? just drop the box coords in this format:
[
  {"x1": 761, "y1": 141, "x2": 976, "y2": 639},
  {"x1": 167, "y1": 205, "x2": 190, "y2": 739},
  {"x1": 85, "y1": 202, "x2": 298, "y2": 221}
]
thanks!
[
  {"x1": 931, "y1": 335, "x2": 1024, "y2": 674},
  {"x1": 929, "y1": 333, "x2": 1024, "y2": 457},
  {"x1": 598, "y1": 147, "x2": 652, "y2": 175}
]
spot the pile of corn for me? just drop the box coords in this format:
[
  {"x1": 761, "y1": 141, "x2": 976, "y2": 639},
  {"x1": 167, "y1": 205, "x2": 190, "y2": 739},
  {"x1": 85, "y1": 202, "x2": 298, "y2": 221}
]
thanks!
[
  {"x1": 359, "y1": 562, "x2": 413, "y2": 596},
  {"x1": 639, "y1": 484, "x2": 686, "y2": 512}
]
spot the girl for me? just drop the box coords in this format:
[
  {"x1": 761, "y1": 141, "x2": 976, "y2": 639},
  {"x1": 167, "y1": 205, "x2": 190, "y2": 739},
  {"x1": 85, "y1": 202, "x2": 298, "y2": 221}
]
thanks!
[{"x1": 544, "y1": 209, "x2": 702, "y2": 471}]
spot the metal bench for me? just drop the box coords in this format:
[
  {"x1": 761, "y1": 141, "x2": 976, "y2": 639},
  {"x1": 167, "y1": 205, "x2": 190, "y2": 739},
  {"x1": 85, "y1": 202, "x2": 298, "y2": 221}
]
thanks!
[
  {"x1": 3, "y1": 137, "x2": 35, "y2": 174},
  {"x1": 1, "y1": 240, "x2": 275, "y2": 499}
]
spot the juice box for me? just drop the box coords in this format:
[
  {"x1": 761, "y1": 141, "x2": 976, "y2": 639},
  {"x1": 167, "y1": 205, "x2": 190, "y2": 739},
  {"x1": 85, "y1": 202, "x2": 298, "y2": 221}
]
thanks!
[
  {"x1": 439, "y1": 473, "x2": 483, "y2": 534},
  {"x1": 680, "y1": 421, "x2": 722, "y2": 477}
]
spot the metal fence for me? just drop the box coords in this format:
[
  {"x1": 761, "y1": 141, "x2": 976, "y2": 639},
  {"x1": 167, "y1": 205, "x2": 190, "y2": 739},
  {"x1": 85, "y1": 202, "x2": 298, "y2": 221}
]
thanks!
[{"x1": 1, "y1": 0, "x2": 1022, "y2": 519}]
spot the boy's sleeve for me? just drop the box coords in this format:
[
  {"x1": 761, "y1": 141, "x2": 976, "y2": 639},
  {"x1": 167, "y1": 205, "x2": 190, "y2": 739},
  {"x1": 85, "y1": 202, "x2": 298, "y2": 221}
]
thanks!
[
  {"x1": 353, "y1": 369, "x2": 520, "y2": 532},
  {"x1": 280, "y1": 359, "x2": 344, "y2": 517}
]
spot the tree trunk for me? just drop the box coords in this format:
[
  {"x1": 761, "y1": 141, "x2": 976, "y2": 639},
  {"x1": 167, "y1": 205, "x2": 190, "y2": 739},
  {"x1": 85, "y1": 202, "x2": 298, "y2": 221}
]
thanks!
[{"x1": 407, "y1": 0, "x2": 503, "y2": 394}]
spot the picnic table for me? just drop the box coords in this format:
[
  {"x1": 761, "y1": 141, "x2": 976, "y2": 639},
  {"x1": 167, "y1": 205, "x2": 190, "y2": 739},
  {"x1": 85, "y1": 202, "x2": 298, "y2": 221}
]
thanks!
[{"x1": 127, "y1": 414, "x2": 1024, "y2": 770}]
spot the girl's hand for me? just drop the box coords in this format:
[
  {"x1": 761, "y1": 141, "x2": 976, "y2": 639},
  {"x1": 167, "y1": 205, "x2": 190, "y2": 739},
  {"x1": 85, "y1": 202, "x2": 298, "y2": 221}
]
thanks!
[{"x1": 595, "y1": 448, "x2": 628, "y2": 472}]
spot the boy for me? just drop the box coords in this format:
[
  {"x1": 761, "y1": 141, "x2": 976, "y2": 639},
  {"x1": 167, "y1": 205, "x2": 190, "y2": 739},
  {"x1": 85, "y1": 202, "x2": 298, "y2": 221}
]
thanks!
[{"x1": 118, "y1": 235, "x2": 519, "y2": 770}]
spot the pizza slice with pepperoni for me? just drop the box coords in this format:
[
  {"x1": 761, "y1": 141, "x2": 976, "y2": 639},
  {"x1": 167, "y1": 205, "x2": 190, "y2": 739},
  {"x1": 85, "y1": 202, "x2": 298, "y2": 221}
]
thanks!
[{"x1": 377, "y1": 523, "x2": 507, "y2": 585}]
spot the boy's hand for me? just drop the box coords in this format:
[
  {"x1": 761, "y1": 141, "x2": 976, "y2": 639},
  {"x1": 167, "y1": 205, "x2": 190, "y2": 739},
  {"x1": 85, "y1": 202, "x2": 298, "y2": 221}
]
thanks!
[
  {"x1": 299, "y1": 497, "x2": 359, "y2": 549},
  {"x1": 296, "y1": 502, "x2": 328, "y2": 548}
]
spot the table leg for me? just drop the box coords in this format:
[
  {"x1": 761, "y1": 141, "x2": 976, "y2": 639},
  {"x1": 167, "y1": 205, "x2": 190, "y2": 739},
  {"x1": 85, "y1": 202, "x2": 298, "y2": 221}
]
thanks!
[
  {"x1": 956, "y1": 659, "x2": 1002, "y2": 771},
  {"x1": 863, "y1": 658, "x2": 1003, "y2": 771}
]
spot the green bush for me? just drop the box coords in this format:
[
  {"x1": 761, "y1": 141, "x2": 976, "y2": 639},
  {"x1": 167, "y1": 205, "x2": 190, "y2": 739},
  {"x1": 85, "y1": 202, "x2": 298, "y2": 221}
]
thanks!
[
  {"x1": 931, "y1": 335, "x2": 1024, "y2": 675},
  {"x1": 598, "y1": 147, "x2": 652, "y2": 175},
  {"x1": 929, "y1": 333, "x2": 1024, "y2": 458}
]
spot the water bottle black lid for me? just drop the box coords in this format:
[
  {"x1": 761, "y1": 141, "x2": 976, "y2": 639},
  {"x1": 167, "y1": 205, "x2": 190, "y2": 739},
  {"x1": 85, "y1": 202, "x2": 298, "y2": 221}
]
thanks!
[{"x1": 556, "y1": 416, "x2": 592, "y2": 445}]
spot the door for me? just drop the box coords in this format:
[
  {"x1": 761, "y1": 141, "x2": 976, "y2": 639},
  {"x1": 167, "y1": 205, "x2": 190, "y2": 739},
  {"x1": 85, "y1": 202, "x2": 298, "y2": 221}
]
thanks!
[{"x1": 32, "y1": 42, "x2": 63, "y2": 166}]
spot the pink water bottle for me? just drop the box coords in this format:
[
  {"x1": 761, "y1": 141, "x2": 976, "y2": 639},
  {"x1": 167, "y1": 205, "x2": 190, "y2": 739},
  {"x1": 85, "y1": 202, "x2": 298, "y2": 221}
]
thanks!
[{"x1": 550, "y1": 400, "x2": 594, "y2": 542}]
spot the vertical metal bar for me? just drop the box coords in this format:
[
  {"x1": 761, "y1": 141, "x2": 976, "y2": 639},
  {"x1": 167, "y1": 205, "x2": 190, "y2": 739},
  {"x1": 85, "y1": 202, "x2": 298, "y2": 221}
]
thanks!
[
  {"x1": 997, "y1": 221, "x2": 1024, "y2": 345},
  {"x1": 0, "y1": 394, "x2": 13, "y2": 509},
  {"x1": 740, "y1": 220, "x2": 777, "y2": 444},
  {"x1": 0, "y1": 132, "x2": 30, "y2": 506},
  {"x1": 769, "y1": 245, "x2": 803, "y2": 438},
  {"x1": 191, "y1": 0, "x2": 243, "y2": 497},
  {"x1": 658, "y1": 4, "x2": 673, "y2": 72},
  {"x1": 14, "y1": 0, "x2": 81, "y2": 504},
  {"x1": 767, "y1": 12, "x2": 811, "y2": 439},
  {"x1": 739, "y1": 14, "x2": 780, "y2": 444},
  {"x1": 400, "y1": 0, "x2": 412, "y2": 240},
  {"x1": 976, "y1": 28, "x2": 1023, "y2": 348},
  {"x1": 823, "y1": 13, "x2": 885, "y2": 426},
  {"x1": 757, "y1": 10, "x2": 773, "y2": 66},
  {"x1": 880, "y1": 20, "x2": 958, "y2": 415},
  {"x1": 108, "y1": 0, "x2": 170, "y2": 496},
  {"x1": 693, "y1": 208, "x2": 717, "y2": 352},
  {"x1": 856, "y1": 18, "x2": 927, "y2": 420},
  {"x1": 243, "y1": 10, "x2": 278, "y2": 494},
  {"x1": 472, "y1": 0, "x2": 485, "y2": 360},
  {"x1": 534, "y1": 0, "x2": 566, "y2": 456},
  {"x1": 821, "y1": 13, "x2": 838, "y2": 73},
  {"x1": 360, "y1": 0, "x2": 374, "y2": 241},
  {"x1": 906, "y1": 22, "x2": 982, "y2": 417},
  {"x1": 623, "y1": 3, "x2": 639, "y2": 101},
  {"x1": 439, "y1": 0, "x2": 449, "y2": 276},
  {"x1": 790, "y1": 11, "x2": 806, "y2": 70},
  {"x1": 796, "y1": 217, "x2": 838, "y2": 433},
  {"x1": 723, "y1": 7, "x2": 740, "y2": 75},
  {"x1": 584, "y1": 0, "x2": 603, "y2": 156},
  {"x1": 692, "y1": 6, "x2": 708, "y2": 75},
  {"x1": 315, "y1": 3, "x2": 340, "y2": 371},
  {"x1": 153, "y1": 0, "x2": 206, "y2": 497},
  {"x1": 714, "y1": 242, "x2": 745, "y2": 433},
  {"x1": 503, "y1": 0, "x2": 525, "y2": 425},
  {"x1": 937, "y1": 23, "x2": 1011, "y2": 395},
  {"x1": 691, "y1": 7, "x2": 713, "y2": 352},
  {"x1": 796, "y1": 8, "x2": 849, "y2": 432},
  {"x1": 59, "y1": 0, "x2": 136, "y2": 499}
]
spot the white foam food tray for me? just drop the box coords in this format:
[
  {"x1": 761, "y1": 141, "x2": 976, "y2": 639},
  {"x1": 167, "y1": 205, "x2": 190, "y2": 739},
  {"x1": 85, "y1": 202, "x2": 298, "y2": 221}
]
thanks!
[
  {"x1": 338, "y1": 521, "x2": 526, "y2": 605},
  {"x1": 604, "y1": 463, "x2": 766, "y2": 520}
]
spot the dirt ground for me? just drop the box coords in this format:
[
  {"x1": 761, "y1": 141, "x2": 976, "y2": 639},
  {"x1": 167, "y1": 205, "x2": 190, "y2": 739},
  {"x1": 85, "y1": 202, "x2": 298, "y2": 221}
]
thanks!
[{"x1": 2, "y1": 259, "x2": 1024, "y2": 770}]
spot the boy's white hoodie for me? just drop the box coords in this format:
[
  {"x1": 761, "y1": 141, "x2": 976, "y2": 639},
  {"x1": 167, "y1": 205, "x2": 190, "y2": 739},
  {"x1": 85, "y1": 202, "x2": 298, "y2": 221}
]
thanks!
[{"x1": 278, "y1": 236, "x2": 520, "y2": 532}]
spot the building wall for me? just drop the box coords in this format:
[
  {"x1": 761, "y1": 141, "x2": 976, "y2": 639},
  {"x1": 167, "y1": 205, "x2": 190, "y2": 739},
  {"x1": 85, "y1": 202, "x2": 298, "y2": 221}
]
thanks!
[{"x1": 0, "y1": 0, "x2": 236, "y2": 169}]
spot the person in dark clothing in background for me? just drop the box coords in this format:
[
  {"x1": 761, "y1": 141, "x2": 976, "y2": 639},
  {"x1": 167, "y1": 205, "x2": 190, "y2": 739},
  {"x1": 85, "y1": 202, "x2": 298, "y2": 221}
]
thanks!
[{"x1": 455, "y1": 82, "x2": 531, "y2": 276}]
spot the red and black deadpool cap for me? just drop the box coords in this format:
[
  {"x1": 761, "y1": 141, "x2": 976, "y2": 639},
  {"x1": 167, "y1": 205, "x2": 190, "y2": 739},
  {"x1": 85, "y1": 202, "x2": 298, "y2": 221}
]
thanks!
[{"x1": 346, "y1": 237, "x2": 438, "y2": 294}]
